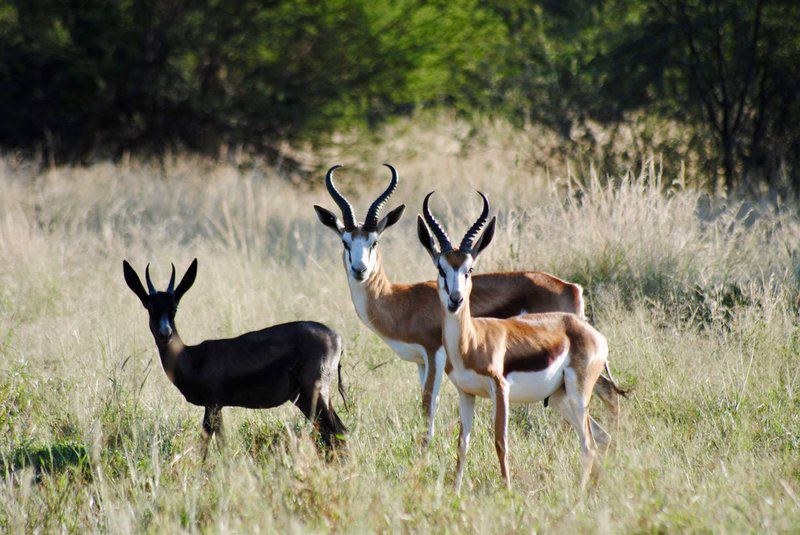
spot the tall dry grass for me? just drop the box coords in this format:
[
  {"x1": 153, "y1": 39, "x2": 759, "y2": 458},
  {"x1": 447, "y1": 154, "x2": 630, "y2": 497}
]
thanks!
[{"x1": 0, "y1": 119, "x2": 798, "y2": 532}]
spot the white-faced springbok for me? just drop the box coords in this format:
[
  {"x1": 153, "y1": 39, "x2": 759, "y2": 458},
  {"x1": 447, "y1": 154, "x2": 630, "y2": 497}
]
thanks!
[
  {"x1": 314, "y1": 164, "x2": 620, "y2": 444},
  {"x1": 123, "y1": 259, "x2": 347, "y2": 454},
  {"x1": 417, "y1": 191, "x2": 625, "y2": 491}
]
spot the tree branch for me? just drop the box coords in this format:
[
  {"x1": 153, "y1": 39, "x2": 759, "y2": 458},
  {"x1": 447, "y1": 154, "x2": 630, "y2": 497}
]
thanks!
[
  {"x1": 732, "y1": 0, "x2": 764, "y2": 133},
  {"x1": 659, "y1": 0, "x2": 722, "y2": 133}
]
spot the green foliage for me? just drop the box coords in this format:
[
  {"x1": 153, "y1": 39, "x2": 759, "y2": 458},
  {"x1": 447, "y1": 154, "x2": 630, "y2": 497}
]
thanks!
[
  {"x1": 0, "y1": 0, "x2": 501, "y2": 160},
  {"x1": 473, "y1": 0, "x2": 800, "y2": 194},
  {"x1": 1, "y1": 0, "x2": 798, "y2": 194},
  {"x1": 2, "y1": 441, "x2": 90, "y2": 479}
]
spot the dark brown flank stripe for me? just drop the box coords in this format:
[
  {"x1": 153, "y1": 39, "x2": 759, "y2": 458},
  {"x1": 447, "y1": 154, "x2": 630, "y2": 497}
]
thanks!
[
  {"x1": 478, "y1": 296, "x2": 528, "y2": 320},
  {"x1": 503, "y1": 338, "x2": 567, "y2": 374}
]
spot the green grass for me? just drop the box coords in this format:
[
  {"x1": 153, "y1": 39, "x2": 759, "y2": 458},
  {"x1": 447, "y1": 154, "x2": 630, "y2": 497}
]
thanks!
[{"x1": 0, "y1": 128, "x2": 798, "y2": 532}]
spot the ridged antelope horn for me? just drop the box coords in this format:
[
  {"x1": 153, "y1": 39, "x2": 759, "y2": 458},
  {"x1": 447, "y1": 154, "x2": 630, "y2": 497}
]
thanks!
[
  {"x1": 145, "y1": 263, "x2": 157, "y2": 295},
  {"x1": 325, "y1": 165, "x2": 357, "y2": 230},
  {"x1": 422, "y1": 191, "x2": 453, "y2": 252},
  {"x1": 363, "y1": 163, "x2": 398, "y2": 231},
  {"x1": 167, "y1": 263, "x2": 176, "y2": 294},
  {"x1": 460, "y1": 191, "x2": 490, "y2": 252}
]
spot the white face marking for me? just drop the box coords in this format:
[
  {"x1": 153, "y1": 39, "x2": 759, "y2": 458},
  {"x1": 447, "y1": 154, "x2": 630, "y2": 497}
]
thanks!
[
  {"x1": 437, "y1": 256, "x2": 473, "y2": 313},
  {"x1": 342, "y1": 230, "x2": 379, "y2": 282}
]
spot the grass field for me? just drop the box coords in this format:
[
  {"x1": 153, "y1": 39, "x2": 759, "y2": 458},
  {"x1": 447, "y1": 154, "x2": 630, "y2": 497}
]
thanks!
[{"x1": 1, "y1": 122, "x2": 799, "y2": 532}]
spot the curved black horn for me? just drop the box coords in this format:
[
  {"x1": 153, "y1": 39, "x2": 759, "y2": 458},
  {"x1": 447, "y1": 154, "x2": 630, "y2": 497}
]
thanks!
[
  {"x1": 145, "y1": 263, "x2": 157, "y2": 294},
  {"x1": 364, "y1": 163, "x2": 398, "y2": 231},
  {"x1": 422, "y1": 191, "x2": 453, "y2": 252},
  {"x1": 460, "y1": 191, "x2": 490, "y2": 251},
  {"x1": 167, "y1": 263, "x2": 176, "y2": 293},
  {"x1": 325, "y1": 165, "x2": 356, "y2": 230}
]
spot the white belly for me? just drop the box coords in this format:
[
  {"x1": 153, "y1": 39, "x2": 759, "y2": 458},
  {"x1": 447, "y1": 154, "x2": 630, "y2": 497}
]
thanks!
[
  {"x1": 507, "y1": 352, "x2": 569, "y2": 403},
  {"x1": 349, "y1": 282, "x2": 426, "y2": 365},
  {"x1": 381, "y1": 337, "x2": 426, "y2": 364},
  {"x1": 449, "y1": 368, "x2": 492, "y2": 397},
  {"x1": 449, "y1": 351, "x2": 569, "y2": 402}
]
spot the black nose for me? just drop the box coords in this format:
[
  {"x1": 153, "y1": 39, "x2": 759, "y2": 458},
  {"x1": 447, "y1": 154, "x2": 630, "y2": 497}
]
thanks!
[{"x1": 447, "y1": 294, "x2": 464, "y2": 311}]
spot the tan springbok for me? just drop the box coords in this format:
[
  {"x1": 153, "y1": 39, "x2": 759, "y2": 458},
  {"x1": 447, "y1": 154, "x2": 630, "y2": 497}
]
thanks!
[
  {"x1": 417, "y1": 191, "x2": 625, "y2": 490},
  {"x1": 315, "y1": 164, "x2": 621, "y2": 444}
]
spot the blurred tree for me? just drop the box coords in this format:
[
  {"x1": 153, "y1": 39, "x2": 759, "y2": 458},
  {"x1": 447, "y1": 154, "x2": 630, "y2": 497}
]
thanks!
[
  {"x1": 0, "y1": 0, "x2": 797, "y2": 196},
  {"x1": 476, "y1": 0, "x2": 800, "y2": 196},
  {"x1": 0, "y1": 0, "x2": 501, "y2": 164},
  {"x1": 649, "y1": 0, "x2": 800, "y2": 197}
]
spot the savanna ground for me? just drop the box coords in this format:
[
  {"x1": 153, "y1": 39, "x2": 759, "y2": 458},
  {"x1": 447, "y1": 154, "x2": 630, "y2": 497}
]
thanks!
[{"x1": 1, "y1": 118, "x2": 799, "y2": 532}]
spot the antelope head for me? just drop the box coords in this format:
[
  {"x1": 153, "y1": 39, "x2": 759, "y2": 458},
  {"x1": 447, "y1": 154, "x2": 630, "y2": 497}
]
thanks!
[
  {"x1": 123, "y1": 259, "x2": 198, "y2": 344},
  {"x1": 417, "y1": 191, "x2": 496, "y2": 313},
  {"x1": 314, "y1": 164, "x2": 405, "y2": 282}
]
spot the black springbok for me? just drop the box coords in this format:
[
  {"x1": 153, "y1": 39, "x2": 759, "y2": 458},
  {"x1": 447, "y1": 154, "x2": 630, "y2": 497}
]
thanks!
[{"x1": 123, "y1": 259, "x2": 347, "y2": 453}]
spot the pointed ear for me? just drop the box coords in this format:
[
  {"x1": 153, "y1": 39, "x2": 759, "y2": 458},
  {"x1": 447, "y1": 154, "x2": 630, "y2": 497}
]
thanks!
[
  {"x1": 123, "y1": 260, "x2": 149, "y2": 307},
  {"x1": 416, "y1": 215, "x2": 438, "y2": 263},
  {"x1": 376, "y1": 204, "x2": 405, "y2": 234},
  {"x1": 314, "y1": 205, "x2": 344, "y2": 235},
  {"x1": 174, "y1": 259, "x2": 198, "y2": 303},
  {"x1": 472, "y1": 216, "x2": 496, "y2": 259}
]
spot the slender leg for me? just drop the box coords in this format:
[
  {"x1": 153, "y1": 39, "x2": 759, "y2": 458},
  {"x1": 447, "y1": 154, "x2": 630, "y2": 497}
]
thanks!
[
  {"x1": 592, "y1": 376, "x2": 621, "y2": 432},
  {"x1": 454, "y1": 390, "x2": 476, "y2": 493},
  {"x1": 293, "y1": 391, "x2": 347, "y2": 450},
  {"x1": 421, "y1": 353, "x2": 433, "y2": 424},
  {"x1": 550, "y1": 388, "x2": 611, "y2": 450},
  {"x1": 293, "y1": 391, "x2": 325, "y2": 442},
  {"x1": 588, "y1": 416, "x2": 611, "y2": 450},
  {"x1": 416, "y1": 361, "x2": 426, "y2": 444},
  {"x1": 200, "y1": 407, "x2": 212, "y2": 459},
  {"x1": 564, "y1": 369, "x2": 596, "y2": 491},
  {"x1": 422, "y1": 348, "x2": 446, "y2": 445},
  {"x1": 201, "y1": 406, "x2": 223, "y2": 459},
  {"x1": 491, "y1": 378, "x2": 511, "y2": 489}
]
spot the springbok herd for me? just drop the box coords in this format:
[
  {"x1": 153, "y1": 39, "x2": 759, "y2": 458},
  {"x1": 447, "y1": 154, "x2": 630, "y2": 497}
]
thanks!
[{"x1": 123, "y1": 164, "x2": 627, "y2": 492}]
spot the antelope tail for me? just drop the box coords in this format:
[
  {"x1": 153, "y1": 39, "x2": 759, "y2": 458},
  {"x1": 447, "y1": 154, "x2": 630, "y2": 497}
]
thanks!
[
  {"x1": 337, "y1": 361, "x2": 349, "y2": 412},
  {"x1": 603, "y1": 361, "x2": 629, "y2": 398}
]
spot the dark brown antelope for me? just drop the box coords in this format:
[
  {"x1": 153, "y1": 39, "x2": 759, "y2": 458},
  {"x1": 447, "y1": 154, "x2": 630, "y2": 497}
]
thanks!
[
  {"x1": 417, "y1": 191, "x2": 626, "y2": 491},
  {"x1": 122, "y1": 259, "x2": 347, "y2": 454},
  {"x1": 314, "y1": 164, "x2": 621, "y2": 444}
]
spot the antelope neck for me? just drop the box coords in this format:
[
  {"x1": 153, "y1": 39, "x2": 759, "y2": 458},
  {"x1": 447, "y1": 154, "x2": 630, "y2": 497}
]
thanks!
[
  {"x1": 155, "y1": 330, "x2": 186, "y2": 384},
  {"x1": 346, "y1": 250, "x2": 410, "y2": 339},
  {"x1": 347, "y1": 250, "x2": 392, "y2": 300},
  {"x1": 442, "y1": 298, "x2": 477, "y2": 363}
]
